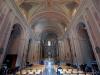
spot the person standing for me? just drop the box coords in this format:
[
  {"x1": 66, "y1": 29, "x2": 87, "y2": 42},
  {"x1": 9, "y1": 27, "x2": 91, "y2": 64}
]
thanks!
[{"x1": 57, "y1": 64, "x2": 63, "y2": 75}]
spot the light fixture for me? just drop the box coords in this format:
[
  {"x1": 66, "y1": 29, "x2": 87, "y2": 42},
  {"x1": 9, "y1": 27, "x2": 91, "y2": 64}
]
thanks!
[
  {"x1": 48, "y1": 41, "x2": 51, "y2": 46},
  {"x1": 65, "y1": 27, "x2": 67, "y2": 32}
]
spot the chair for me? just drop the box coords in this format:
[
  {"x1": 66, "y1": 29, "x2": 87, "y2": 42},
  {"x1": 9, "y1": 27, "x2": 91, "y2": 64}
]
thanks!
[
  {"x1": 35, "y1": 69, "x2": 41, "y2": 75},
  {"x1": 86, "y1": 73, "x2": 91, "y2": 75},
  {"x1": 16, "y1": 71, "x2": 20, "y2": 75},
  {"x1": 66, "y1": 70, "x2": 71, "y2": 74},
  {"x1": 21, "y1": 69, "x2": 27, "y2": 75},
  {"x1": 72, "y1": 69, "x2": 78, "y2": 74},
  {"x1": 78, "y1": 70, "x2": 85, "y2": 75},
  {"x1": 27, "y1": 69, "x2": 34, "y2": 74},
  {"x1": 71, "y1": 74, "x2": 78, "y2": 75},
  {"x1": 79, "y1": 74, "x2": 85, "y2": 75}
]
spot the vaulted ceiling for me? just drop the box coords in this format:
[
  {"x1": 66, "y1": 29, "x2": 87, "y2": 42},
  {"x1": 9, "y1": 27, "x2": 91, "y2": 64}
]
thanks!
[
  {"x1": 13, "y1": 0, "x2": 80, "y2": 40},
  {"x1": 14, "y1": 0, "x2": 80, "y2": 24}
]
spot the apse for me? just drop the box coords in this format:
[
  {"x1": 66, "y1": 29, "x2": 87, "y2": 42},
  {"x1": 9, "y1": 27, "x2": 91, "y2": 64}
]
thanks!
[{"x1": 40, "y1": 31, "x2": 58, "y2": 60}]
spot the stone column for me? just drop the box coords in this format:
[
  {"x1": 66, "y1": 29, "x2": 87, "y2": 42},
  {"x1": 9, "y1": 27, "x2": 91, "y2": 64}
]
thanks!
[
  {"x1": 37, "y1": 41, "x2": 41, "y2": 63},
  {"x1": 58, "y1": 41, "x2": 61, "y2": 62},
  {"x1": 69, "y1": 28, "x2": 83, "y2": 65},
  {"x1": 0, "y1": 4, "x2": 9, "y2": 31},
  {"x1": 21, "y1": 36, "x2": 29, "y2": 67},
  {"x1": 0, "y1": 9, "x2": 10, "y2": 47},
  {"x1": 0, "y1": 11, "x2": 15, "y2": 66},
  {"x1": 58, "y1": 40, "x2": 65, "y2": 62},
  {"x1": 16, "y1": 36, "x2": 27, "y2": 67},
  {"x1": 64, "y1": 38, "x2": 72, "y2": 63}
]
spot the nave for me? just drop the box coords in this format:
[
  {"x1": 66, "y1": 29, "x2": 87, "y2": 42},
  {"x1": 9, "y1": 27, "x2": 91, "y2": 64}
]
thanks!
[{"x1": 0, "y1": 0, "x2": 100, "y2": 75}]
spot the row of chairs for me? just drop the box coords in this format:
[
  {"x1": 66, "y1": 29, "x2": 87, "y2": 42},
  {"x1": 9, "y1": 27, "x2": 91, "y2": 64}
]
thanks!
[
  {"x1": 16, "y1": 68, "x2": 92, "y2": 75},
  {"x1": 16, "y1": 69, "x2": 42, "y2": 75}
]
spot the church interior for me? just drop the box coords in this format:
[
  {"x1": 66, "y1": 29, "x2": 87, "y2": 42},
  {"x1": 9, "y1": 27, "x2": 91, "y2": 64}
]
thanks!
[{"x1": 0, "y1": 0, "x2": 100, "y2": 75}]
